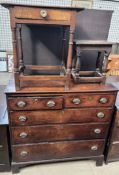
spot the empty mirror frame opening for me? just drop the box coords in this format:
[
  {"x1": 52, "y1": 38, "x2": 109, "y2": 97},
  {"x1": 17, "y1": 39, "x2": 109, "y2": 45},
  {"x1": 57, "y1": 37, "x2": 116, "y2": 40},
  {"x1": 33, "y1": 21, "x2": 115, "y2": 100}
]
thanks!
[{"x1": 16, "y1": 24, "x2": 69, "y2": 87}]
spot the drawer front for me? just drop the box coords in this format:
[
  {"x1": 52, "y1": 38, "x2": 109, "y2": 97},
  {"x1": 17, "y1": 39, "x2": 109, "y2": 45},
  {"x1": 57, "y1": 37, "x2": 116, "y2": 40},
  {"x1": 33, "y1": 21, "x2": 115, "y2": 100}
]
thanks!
[
  {"x1": 14, "y1": 7, "x2": 71, "y2": 22},
  {"x1": 12, "y1": 140, "x2": 105, "y2": 162},
  {"x1": 110, "y1": 110, "x2": 119, "y2": 141},
  {"x1": 0, "y1": 150, "x2": 9, "y2": 164},
  {"x1": 8, "y1": 96, "x2": 63, "y2": 110},
  {"x1": 10, "y1": 108, "x2": 113, "y2": 126},
  {"x1": 64, "y1": 94, "x2": 116, "y2": 108},
  {"x1": 107, "y1": 142, "x2": 119, "y2": 162},
  {"x1": 0, "y1": 126, "x2": 7, "y2": 151},
  {"x1": 11, "y1": 124, "x2": 108, "y2": 144}
]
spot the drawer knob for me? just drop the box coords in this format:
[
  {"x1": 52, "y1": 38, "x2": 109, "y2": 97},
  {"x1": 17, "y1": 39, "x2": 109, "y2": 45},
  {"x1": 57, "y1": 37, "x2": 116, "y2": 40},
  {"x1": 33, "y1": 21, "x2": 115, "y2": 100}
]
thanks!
[
  {"x1": 20, "y1": 151, "x2": 28, "y2": 157},
  {"x1": 0, "y1": 145, "x2": 3, "y2": 149},
  {"x1": 97, "y1": 112, "x2": 105, "y2": 118},
  {"x1": 91, "y1": 145, "x2": 98, "y2": 151},
  {"x1": 19, "y1": 116, "x2": 27, "y2": 122},
  {"x1": 40, "y1": 9, "x2": 47, "y2": 18},
  {"x1": 47, "y1": 100, "x2": 56, "y2": 107},
  {"x1": 19, "y1": 132, "x2": 28, "y2": 138},
  {"x1": 94, "y1": 128, "x2": 101, "y2": 134},
  {"x1": 17, "y1": 101, "x2": 26, "y2": 108},
  {"x1": 72, "y1": 98, "x2": 81, "y2": 105},
  {"x1": 99, "y1": 97, "x2": 108, "y2": 104}
]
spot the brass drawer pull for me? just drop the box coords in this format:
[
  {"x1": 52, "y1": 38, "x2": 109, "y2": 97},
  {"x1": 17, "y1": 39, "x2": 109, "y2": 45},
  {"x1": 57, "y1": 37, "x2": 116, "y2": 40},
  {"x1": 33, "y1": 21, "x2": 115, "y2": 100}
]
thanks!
[
  {"x1": 19, "y1": 132, "x2": 28, "y2": 138},
  {"x1": 91, "y1": 145, "x2": 98, "y2": 151},
  {"x1": 97, "y1": 112, "x2": 105, "y2": 118},
  {"x1": 47, "y1": 100, "x2": 56, "y2": 107},
  {"x1": 72, "y1": 98, "x2": 81, "y2": 105},
  {"x1": 17, "y1": 101, "x2": 26, "y2": 108},
  {"x1": 94, "y1": 128, "x2": 101, "y2": 134},
  {"x1": 0, "y1": 145, "x2": 3, "y2": 149},
  {"x1": 40, "y1": 9, "x2": 47, "y2": 18},
  {"x1": 18, "y1": 116, "x2": 27, "y2": 122},
  {"x1": 117, "y1": 120, "x2": 119, "y2": 128},
  {"x1": 99, "y1": 97, "x2": 108, "y2": 104},
  {"x1": 20, "y1": 151, "x2": 28, "y2": 157}
]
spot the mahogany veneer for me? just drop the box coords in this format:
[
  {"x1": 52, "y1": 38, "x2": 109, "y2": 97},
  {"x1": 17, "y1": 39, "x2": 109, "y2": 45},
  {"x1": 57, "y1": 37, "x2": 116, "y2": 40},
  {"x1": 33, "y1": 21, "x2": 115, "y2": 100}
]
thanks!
[{"x1": 5, "y1": 77, "x2": 118, "y2": 173}]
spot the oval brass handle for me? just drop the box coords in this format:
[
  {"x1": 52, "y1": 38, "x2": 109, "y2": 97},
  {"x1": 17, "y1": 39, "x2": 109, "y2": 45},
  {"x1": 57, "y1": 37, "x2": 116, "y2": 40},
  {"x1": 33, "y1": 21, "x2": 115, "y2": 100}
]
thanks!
[
  {"x1": 20, "y1": 151, "x2": 28, "y2": 157},
  {"x1": 99, "y1": 97, "x2": 108, "y2": 104},
  {"x1": 40, "y1": 9, "x2": 47, "y2": 18},
  {"x1": 18, "y1": 116, "x2": 27, "y2": 122},
  {"x1": 91, "y1": 145, "x2": 98, "y2": 151},
  {"x1": 97, "y1": 112, "x2": 105, "y2": 118},
  {"x1": 17, "y1": 101, "x2": 26, "y2": 108},
  {"x1": 47, "y1": 100, "x2": 56, "y2": 107},
  {"x1": 72, "y1": 98, "x2": 81, "y2": 105},
  {"x1": 0, "y1": 145, "x2": 3, "y2": 149},
  {"x1": 19, "y1": 132, "x2": 28, "y2": 138},
  {"x1": 117, "y1": 120, "x2": 119, "y2": 128},
  {"x1": 94, "y1": 128, "x2": 101, "y2": 134}
]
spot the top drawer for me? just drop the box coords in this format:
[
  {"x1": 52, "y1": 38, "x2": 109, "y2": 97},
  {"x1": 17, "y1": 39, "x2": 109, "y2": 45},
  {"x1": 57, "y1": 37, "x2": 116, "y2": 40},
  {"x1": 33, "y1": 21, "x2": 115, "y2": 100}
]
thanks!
[
  {"x1": 13, "y1": 7, "x2": 71, "y2": 22},
  {"x1": 8, "y1": 96, "x2": 63, "y2": 111},
  {"x1": 64, "y1": 93, "x2": 116, "y2": 108}
]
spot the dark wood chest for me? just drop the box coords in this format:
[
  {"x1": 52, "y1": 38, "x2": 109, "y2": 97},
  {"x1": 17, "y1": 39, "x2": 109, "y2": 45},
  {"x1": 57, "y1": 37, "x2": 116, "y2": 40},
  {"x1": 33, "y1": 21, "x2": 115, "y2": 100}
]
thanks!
[
  {"x1": 6, "y1": 80, "x2": 117, "y2": 173},
  {"x1": 105, "y1": 77, "x2": 119, "y2": 163},
  {"x1": 0, "y1": 86, "x2": 10, "y2": 172}
]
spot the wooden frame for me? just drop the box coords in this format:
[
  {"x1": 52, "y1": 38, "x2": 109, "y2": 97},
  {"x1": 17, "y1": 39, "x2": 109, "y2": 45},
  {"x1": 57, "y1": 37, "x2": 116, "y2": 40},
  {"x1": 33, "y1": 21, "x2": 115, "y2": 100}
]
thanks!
[
  {"x1": 72, "y1": 40, "x2": 114, "y2": 83},
  {"x1": 2, "y1": 3, "x2": 83, "y2": 90}
]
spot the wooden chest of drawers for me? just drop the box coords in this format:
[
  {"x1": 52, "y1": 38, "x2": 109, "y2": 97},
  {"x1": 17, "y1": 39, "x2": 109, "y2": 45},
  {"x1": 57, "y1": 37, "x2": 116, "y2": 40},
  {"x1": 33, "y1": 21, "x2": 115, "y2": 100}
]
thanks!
[
  {"x1": 6, "y1": 80, "x2": 117, "y2": 173},
  {"x1": 105, "y1": 77, "x2": 119, "y2": 163},
  {"x1": 0, "y1": 85, "x2": 10, "y2": 172}
]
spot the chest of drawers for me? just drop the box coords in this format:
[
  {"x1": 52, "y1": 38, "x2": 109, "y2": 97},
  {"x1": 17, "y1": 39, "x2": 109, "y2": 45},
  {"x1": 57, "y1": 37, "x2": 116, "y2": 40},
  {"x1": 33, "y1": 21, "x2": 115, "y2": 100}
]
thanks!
[
  {"x1": 105, "y1": 77, "x2": 119, "y2": 163},
  {"x1": 0, "y1": 86, "x2": 10, "y2": 172},
  {"x1": 6, "y1": 80, "x2": 117, "y2": 173}
]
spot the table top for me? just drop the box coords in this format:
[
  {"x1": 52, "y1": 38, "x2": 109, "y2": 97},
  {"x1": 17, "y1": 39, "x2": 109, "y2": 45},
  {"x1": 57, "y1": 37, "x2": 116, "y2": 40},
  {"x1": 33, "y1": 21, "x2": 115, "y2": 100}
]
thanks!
[
  {"x1": 1, "y1": 3, "x2": 84, "y2": 11},
  {"x1": 74, "y1": 40, "x2": 115, "y2": 45},
  {"x1": 5, "y1": 74, "x2": 118, "y2": 94}
]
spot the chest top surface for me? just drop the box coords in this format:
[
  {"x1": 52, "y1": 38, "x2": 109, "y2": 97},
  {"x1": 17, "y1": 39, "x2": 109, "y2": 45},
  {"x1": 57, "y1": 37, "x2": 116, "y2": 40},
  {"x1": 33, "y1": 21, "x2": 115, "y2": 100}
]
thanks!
[{"x1": 5, "y1": 75, "x2": 118, "y2": 95}]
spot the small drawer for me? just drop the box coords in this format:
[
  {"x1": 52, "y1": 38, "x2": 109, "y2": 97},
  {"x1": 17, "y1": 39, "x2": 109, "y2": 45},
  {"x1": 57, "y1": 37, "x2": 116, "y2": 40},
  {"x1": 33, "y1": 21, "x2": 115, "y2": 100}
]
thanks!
[
  {"x1": 64, "y1": 93, "x2": 116, "y2": 108},
  {"x1": 12, "y1": 140, "x2": 105, "y2": 162},
  {"x1": 14, "y1": 7, "x2": 71, "y2": 22},
  {"x1": 11, "y1": 123, "x2": 108, "y2": 144},
  {"x1": 10, "y1": 108, "x2": 113, "y2": 126},
  {"x1": 8, "y1": 96, "x2": 63, "y2": 111}
]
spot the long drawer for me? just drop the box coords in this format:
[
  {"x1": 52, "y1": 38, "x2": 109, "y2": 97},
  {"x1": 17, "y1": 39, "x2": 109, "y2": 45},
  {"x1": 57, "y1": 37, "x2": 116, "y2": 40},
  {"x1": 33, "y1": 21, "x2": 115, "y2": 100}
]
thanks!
[
  {"x1": 11, "y1": 123, "x2": 109, "y2": 144},
  {"x1": 0, "y1": 126, "x2": 7, "y2": 151},
  {"x1": 12, "y1": 140, "x2": 105, "y2": 162},
  {"x1": 8, "y1": 96, "x2": 63, "y2": 110},
  {"x1": 107, "y1": 142, "x2": 119, "y2": 162},
  {"x1": 10, "y1": 108, "x2": 113, "y2": 126},
  {"x1": 0, "y1": 150, "x2": 9, "y2": 164}
]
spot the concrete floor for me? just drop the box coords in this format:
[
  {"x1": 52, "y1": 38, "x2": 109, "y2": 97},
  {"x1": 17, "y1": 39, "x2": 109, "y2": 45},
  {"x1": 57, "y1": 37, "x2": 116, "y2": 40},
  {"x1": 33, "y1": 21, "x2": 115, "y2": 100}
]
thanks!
[
  {"x1": 1, "y1": 160, "x2": 119, "y2": 175},
  {"x1": 0, "y1": 72, "x2": 119, "y2": 174}
]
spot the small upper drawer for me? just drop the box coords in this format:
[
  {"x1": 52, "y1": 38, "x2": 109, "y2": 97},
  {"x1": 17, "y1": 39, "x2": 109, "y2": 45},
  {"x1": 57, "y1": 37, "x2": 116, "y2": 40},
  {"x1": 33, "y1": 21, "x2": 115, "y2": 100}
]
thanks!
[
  {"x1": 8, "y1": 96, "x2": 63, "y2": 111},
  {"x1": 64, "y1": 93, "x2": 116, "y2": 108},
  {"x1": 13, "y1": 7, "x2": 71, "y2": 22}
]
